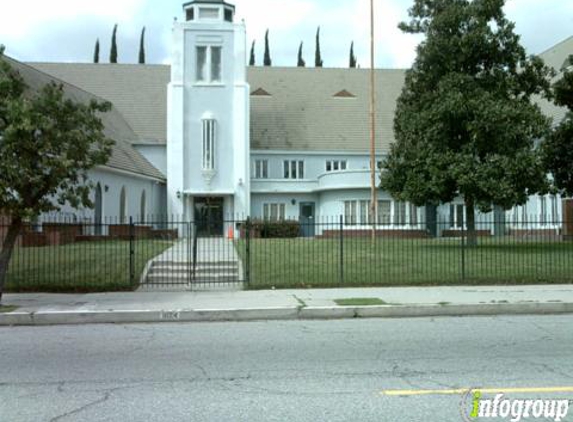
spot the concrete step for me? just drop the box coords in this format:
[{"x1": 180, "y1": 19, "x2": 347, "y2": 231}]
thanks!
[
  {"x1": 151, "y1": 260, "x2": 239, "y2": 268},
  {"x1": 148, "y1": 267, "x2": 239, "y2": 276},
  {"x1": 146, "y1": 274, "x2": 241, "y2": 283}
]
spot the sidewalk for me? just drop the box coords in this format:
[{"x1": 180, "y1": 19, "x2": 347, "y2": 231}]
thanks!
[{"x1": 1, "y1": 285, "x2": 573, "y2": 326}]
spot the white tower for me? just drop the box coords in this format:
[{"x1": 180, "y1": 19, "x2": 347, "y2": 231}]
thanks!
[{"x1": 167, "y1": 0, "x2": 250, "y2": 233}]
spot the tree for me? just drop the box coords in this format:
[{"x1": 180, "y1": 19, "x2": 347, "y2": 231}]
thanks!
[
  {"x1": 93, "y1": 39, "x2": 100, "y2": 64},
  {"x1": 297, "y1": 42, "x2": 306, "y2": 67},
  {"x1": 263, "y1": 30, "x2": 271, "y2": 66},
  {"x1": 315, "y1": 27, "x2": 323, "y2": 67},
  {"x1": 110, "y1": 24, "x2": 118, "y2": 63},
  {"x1": 380, "y1": 0, "x2": 553, "y2": 246},
  {"x1": 249, "y1": 40, "x2": 255, "y2": 66},
  {"x1": 138, "y1": 27, "x2": 146, "y2": 64},
  {"x1": 543, "y1": 56, "x2": 573, "y2": 195},
  {"x1": 349, "y1": 41, "x2": 357, "y2": 68},
  {"x1": 0, "y1": 48, "x2": 113, "y2": 301}
]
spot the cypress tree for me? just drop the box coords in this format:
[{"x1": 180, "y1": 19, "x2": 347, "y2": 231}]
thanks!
[
  {"x1": 263, "y1": 30, "x2": 272, "y2": 66},
  {"x1": 315, "y1": 26, "x2": 323, "y2": 67},
  {"x1": 93, "y1": 39, "x2": 100, "y2": 64},
  {"x1": 297, "y1": 42, "x2": 305, "y2": 67},
  {"x1": 249, "y1": 40, "x2": 255, "y2": 66},
  {"x1": 138, "y1": 27, "x2": 146, "y2": 64},
  {"x1": 349, "y1": 41, "x2": 357, "y2": 68},
  {"x1": 110, "y1": 24, "x2": 118, "y2": 63}
]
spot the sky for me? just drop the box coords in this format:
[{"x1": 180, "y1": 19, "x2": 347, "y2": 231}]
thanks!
[{"x1": 0, "y1": 0, "x2": 572, "y2": 69}]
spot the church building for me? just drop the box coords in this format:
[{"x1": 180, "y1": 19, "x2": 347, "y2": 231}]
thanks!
[{"x1": 8, "y1": 0, "x2": 573, "y2": 236}]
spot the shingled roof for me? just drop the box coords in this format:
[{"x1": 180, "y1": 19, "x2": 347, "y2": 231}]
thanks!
[
  {"x1": 29, "y1": 35, "x2": 573, "y2": 151},
  {"x1": 6, "y1": 58, "x2": 165, "y2": 180},
  {"x1": 30, "y1": 63, "x2": 405, "y2": 152}
]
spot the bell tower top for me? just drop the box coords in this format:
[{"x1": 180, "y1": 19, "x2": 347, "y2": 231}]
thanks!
[{"x1": 182, "y1": 0, "x2": 235, "y2": 23}]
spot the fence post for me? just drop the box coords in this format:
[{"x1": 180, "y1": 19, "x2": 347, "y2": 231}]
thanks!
[
  {"x1": 460, "y1": 215, "x2": 466, "y2": 282},
  {"x1": 339, "y1": 215, "x2": 344, "y2": 286},
  {"x1": 245, "y1": 217, "x2": 251, "y2": 286},
  {"x1": 192, "y1": 220, "x2": 198, "y2": 282},
  {"x1": 129, "y1": 216, "x2": 135, "y2": 287}
]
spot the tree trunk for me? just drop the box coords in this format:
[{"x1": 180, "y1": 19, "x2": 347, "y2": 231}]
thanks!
[
  {"x1": 0, "y1": 217, "x2": 22, "y2": 302},
  {"x1": 465, "y1": 199, "x2": 477, "y2": 247}
]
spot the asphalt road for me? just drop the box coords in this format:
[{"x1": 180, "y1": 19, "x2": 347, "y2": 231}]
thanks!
[{"x1": 1, "y1": 315, "x2": 573, "y2": 422}]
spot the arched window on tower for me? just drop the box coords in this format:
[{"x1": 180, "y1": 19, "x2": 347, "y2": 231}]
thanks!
[{"x1": 202, "y1": 119, "x2": 216, "y2": 170}]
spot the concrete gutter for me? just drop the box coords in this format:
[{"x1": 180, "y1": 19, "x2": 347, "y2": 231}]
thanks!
[{"x1": 2, "y1": 302, "x2": 573, "y2": 326}]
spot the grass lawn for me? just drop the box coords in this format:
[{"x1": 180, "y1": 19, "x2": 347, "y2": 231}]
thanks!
[
  {"x1": 0, "y1": 305, "x2": 18, "y2": 313},
  {"x1": 5, "y1": 239, "x2": 173, "y2": 293},
  {"x1": 236, "y1": 237, "x2": 573, "y2": 290}
]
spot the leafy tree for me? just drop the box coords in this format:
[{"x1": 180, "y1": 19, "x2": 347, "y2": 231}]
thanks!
[
  {"x1": 0, "y1": 48, "x2": 113, "y2": 301},
  {"x1": 380, "y1": 0, "x2": 553, "y2": 246},
  {"x1": 263, "y1": 30, "x2": 272, "y2": 67},
  {"x1": 543, "y1": 56, "x2": 573, "y2": 195},
  {"x1": 138, "y1": 27, "x2": 146, "y2": 64},
  {"x1": 297, "y1": 42, "x2": 306, "y2": 67},
  {"x1": 349, "y1": 41, "x2": 357, "y2": 68},
  {"x1": 93, "y1": 39, "x2": 100, "y2": 64},
  {"x1": 315, "y1": 27, "x2": 323, "y2": 67},
  {"x1": 110, "y1": 24, "x2": 118, "y2": 63},
  {"x1": 249, "y1": 40, "x2": 255, "y2": 66}
]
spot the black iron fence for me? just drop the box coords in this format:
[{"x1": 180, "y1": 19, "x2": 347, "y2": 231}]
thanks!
[{"x1": 1, "y1": 215, "x2": 573, "y2": 292}]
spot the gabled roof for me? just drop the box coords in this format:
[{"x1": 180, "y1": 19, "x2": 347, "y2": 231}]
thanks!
[
  {"x1": 30, "y1": 63, "x2": 170, "y2": 144},
  {"x1": 31, "y1": 63, "x2": 405, "y2": 153},
  {"x1": 6, "y1": 58, "x2": 165, "y2": 180},
  {"x1": 29, "y1": 34, "x2": 573, "y2": 152}
]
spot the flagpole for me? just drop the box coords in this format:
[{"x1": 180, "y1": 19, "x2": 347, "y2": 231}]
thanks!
[{"x1": 369, "y1": 0, "x2": 377, "y2": 242}]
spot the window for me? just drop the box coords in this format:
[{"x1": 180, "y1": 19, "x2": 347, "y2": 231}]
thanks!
[
  {"x1": 254, "y1": 160, "x2": 268, "y2": 179},
  {"x1": 409, "y1": 204, "x2": 418, "y2": 225},
  {"x1": 344, "y1": 201, "x2": 357, "y2": 225},
  {"x1": 377, "y1": 200, "x2": 391, "y2": 224},
  {"x1": 449, "y1": 204, "x2": 464, "y2": 228},
  {"x1": 119, "y1": 186, "x2": 127, "y2": 223},
  {"x1": 224, "y1": 8, "x2": 233, "y2": 22},
  {"x1": 369, "y1": 160, "x2": 384, "y2": 170},
  {"x1": 283, "y1": 160, "x2": 304, "y2": 179},
  {"x1": 199, "y1": 7, "x2": 219, "y2": 19},
  {"x1": 394, "y1": 202, "x2": 407, "y2": 225},
  {"x1": 360, "y1": 200, "x2": 372, "y2": 225},
  {"x1": 540, "y1": 195, "x2": 547, "y2": 224},
  {"x1": 551, "y1": 195, "x2": 559, "y2": 223},
  {"x1": 263, "y1": 203, "x2": 285, "y2": 221},
  {"x1": 196, "y1": 47, "x2": 207, "y2": 81},
  {"x1": 186, "y1": 8, "x2": 194, "y2": 21},
  {"x1": 196, "y1": 46, "x2": 223, "y2": 83},
  {"x1": 326, "y1": 160, "x2": 347, "y2": 172},
  {"x1": 211, "y1": 47, "x2": 222, "y2": 82},
  {"x1": 202, "y1": 119, "x2": 216, "y2": 170}
]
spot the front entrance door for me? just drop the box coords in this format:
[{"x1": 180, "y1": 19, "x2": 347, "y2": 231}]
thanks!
[
  {"x1": 299, "y1": 202, "x2": 315, "y2": 237},
  {"x1": 194, "y1": 197, "x2": 224, "y2": 237}
]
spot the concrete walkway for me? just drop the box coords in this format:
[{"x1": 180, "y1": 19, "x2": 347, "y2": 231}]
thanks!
[
  {"x1": 150, "y1": 238, "x2": 241, "y2": 263},
  {"x1": 138, "y1": 238, "x2": 243, "y2": 291},
  {"x1": 2, "y1": 284, "x2": 573, "y2": 326}
]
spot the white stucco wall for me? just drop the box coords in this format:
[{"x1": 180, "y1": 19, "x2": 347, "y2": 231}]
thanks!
[
  {"x1": 134, "y1": 145, "x2": 167, "y2": 177},
  {"x1": 42, "y1": 167, "x2": 166, "y2": 224}
]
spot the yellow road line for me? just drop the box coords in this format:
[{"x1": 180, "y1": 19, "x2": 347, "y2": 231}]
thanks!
[{"x1": 381, "y1": 387, "x2": 573, "y2": 396}]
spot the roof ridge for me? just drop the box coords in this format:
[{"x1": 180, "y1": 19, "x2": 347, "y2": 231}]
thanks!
[{"x1": 537, "y1": 35, "x2": 573, "y2": 57}]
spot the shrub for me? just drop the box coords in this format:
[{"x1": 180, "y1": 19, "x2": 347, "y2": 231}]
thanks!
[{"x1": 251, "y1": 219, "x2": 300, "y2": 238}]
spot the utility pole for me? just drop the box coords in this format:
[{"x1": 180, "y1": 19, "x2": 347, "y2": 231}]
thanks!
[{"x1": 369, "y1": 0, "x2": 377, "y2": 241}]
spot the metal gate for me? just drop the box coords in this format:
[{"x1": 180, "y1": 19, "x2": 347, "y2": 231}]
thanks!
[{"x1": 132, "y1": 218, "x2": 246, "y2": 291}]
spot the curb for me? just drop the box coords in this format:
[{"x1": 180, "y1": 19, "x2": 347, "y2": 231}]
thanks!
[{"x1": 1, "y1": 302, "x2": 573, "y2": 326}]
